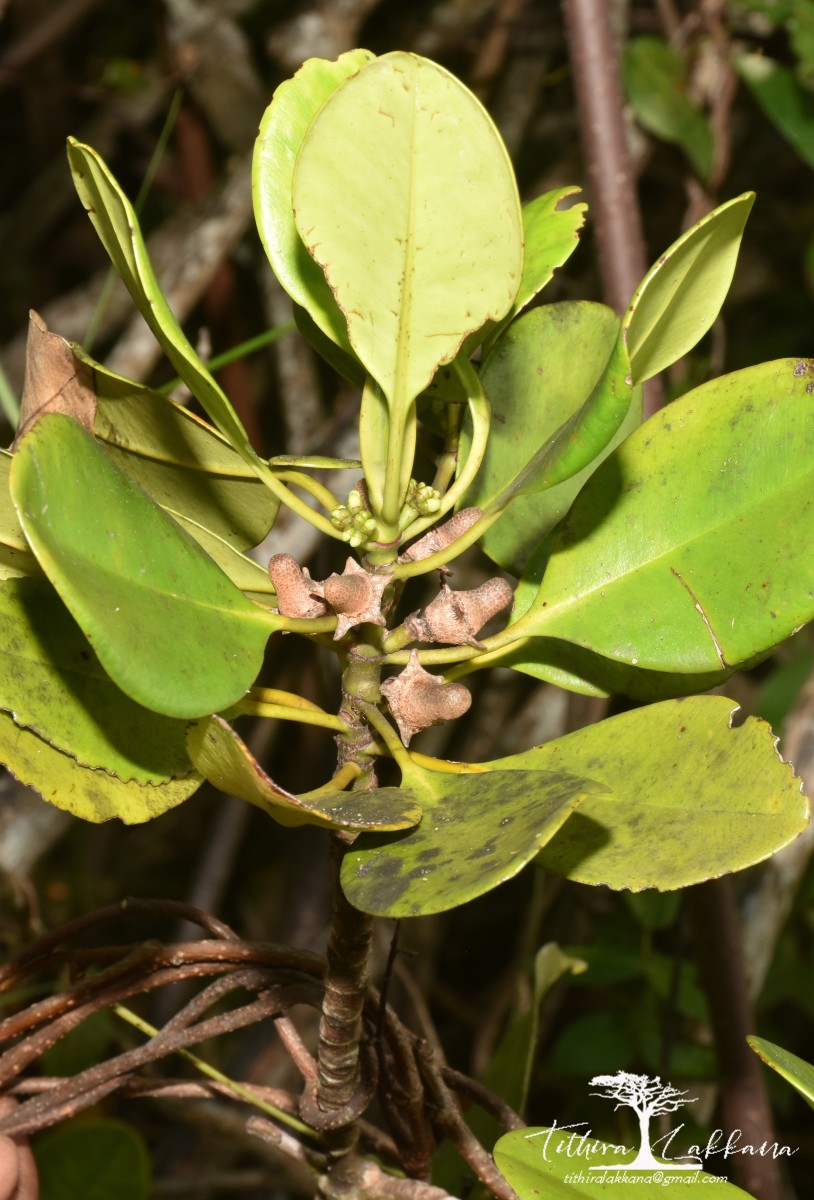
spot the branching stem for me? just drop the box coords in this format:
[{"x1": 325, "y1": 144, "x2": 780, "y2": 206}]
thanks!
[
  {"x1": 237, "y1": 699, "x2": 349, "y2": 733},
  {"x1": 273, "y1": 468, "x2": 341, "y2": 513}
]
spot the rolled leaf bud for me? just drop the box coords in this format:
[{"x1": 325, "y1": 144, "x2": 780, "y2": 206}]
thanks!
[
  {"x1": 268, "y1": 553, "x2": 328, "y2": 619},
  {"x1": 405, "y1": 578, "x2": 514, "y2": 646},
  {"x1": 323, "y1": 557, "x2": 392, "y2": 639},
  {"x1": 398, "y1": 507, "x2": 483, "y2": 564},
  {"x1": 381, "y1": 650, "x2": 471, "y2": 745}
]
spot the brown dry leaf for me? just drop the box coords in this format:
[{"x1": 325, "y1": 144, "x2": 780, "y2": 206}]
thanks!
[{"x1": 13, "y1": 311, "x2": 96, "y2": 446}]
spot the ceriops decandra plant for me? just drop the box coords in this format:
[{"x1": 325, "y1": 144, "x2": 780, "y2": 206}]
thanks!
[{"x1": 0, "y1": 48, "x2": 810, "y2": 1200}]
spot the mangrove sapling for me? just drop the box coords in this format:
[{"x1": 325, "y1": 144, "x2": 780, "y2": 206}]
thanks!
[{"x1": 0, "y1": 47, "x2": 811, "y2": 1200}]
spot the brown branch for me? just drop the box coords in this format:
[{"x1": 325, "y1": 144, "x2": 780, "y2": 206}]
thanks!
[
  {"x1": 0, "y1": 903, "x2": 528, "y2": 1197},
  {"x1": 417, "y1": 1043, "x2": 520, "y2": 1200},
  {"x1": 309, "y1": 836, "x2": 374, "y2": 1140},
  {"x1": 688, "y1": 878, "x2": 784, "y2": 1200},
  {"x1": 441, "y1": 1066, "x2": 525, "y2": 1132},
  {"x1": 275, "y1": 1015, "x2": 319, "y2": 1083},
  {"x1": 0, "y1": 975, "x2": 313, "y2": 1138},
  {"x1": 561, "y1": 0, "x2": 647, "y2": 314}
]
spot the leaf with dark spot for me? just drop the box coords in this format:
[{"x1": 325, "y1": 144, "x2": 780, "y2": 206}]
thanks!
[{"x1": 341, "y1": 759, "x2": 602, "y2": 917}]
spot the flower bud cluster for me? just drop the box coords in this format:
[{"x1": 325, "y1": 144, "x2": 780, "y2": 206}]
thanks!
[
  {"x1": 330, "y1": 485, "x2": 378, "y2": 549},
  {"x1": 398, "y1": 478, "x2": 442, "y2": 530}
]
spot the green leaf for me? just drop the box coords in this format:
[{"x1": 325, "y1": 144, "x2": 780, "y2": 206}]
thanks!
[
  {"x1": 0, "y1": 578, "x2": 196, "y2": 784},
  {"x1": 187, "y1": 715, "x2": 421, "y2": 831},
  {"x1": 0, "y1": 711, "x2": 198, "y2": 823},
  {"x1": 166, "y1": 513, "x2": 274, "y2": 601},
  {"x1": 493, "y1": 1127, "x2": 755, "y2": 1197},
  {"x1": 293, "y1": 51, "x2": 523, "y2": 417},
  {"x1": 624, "y1": 193, "x2": 754, "y2": 384},
  {"x1": 341, "y1": 759, "x2": 602, "y2": 917},
  {"x1": 477, "y1": 187, "x2": 587, "y2": 352},
  {"x1": 509, "y1": 333, "x2": 634, "y2": 501},
  {"x1": 461, "y1": 303, "x2": 641, "y2": 571},
  {"x1": 488, "y1": 944, "x2": 587, "y2": 1116},
  {"x1": 736, "y1": 53, "x2": 814, "y2": 171},
  {"x1": 756, "y1": 647, "x2": 814, "y2": 731},
  {"x1": 487, "y1": 696, "x2": 807, "y2": 891},
  {"x1": 0, "y1": 449, "x2": 39, "y2": 579},
  {"x1": 81, "y1": 349, "x2": 280, "y2": 552},
  {"x1": 434, "y1": 942, "x2": 587, "y2": 1199},
  {"x1": 549, "y1": 1010, "x2": 636, "y2": 1077},
  {"x1": 624, "y1": 37, "x2": 714, "y2": 179},
  {"x1": 66, "y1": 140, "x2": 261, "y2": 469},
  {"x1": 77, "y1": 353, "x2": 276, "y2": 597},
  {"x1": 11, "y1": 414, "x2": 275, "y2": 719},
  {"x1": 749, "y1": 1036, "x2": 814, "y2": 1110},
  {"x1": 514, "y1": 360, "x2": 814, "y2": 674},
  {"x1": 495, "y1": 631, "x2": 741, "y2": 702},
  {"x1": 35, "y1": 1119, "x2": 150, "y2": 1200},
  {"x1": 479, "y1": 193, "x2": 753, "y2": 522},
  {"x1": 253, "y1": 51, "x2": 374, "y2": 353},
  {"x1": 514, "y1": 189, "x2": 587, "y2": 317},
  {"x1": 293, "y1": 304, "x2": 366, "y2": 387}
]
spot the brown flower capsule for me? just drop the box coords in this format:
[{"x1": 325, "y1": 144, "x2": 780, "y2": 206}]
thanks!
[
  {"x1": 268, "y1": 553, "x2": 328, "y2": 619},
  {"x1": 323, "y1": 557, "x2": 392, "y2": 639},
  {"x1": 381, "y1": 650, "x2": 472, "y2": 745},
  {"x1": 398, "y1": 507, "x2": 483, "y2": 564},
  {"x1": 405, "y1": 577, "x2": 514, "y2": 647}
]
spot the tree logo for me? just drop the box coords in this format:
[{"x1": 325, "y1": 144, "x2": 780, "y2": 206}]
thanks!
[{"x1": 589, "y1": 1071, "x2": 702, "y2": 1172}]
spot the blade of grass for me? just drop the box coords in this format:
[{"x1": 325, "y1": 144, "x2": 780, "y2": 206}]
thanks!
[
  {"x1": 0, "y1": 361, "x2": 20, "y2": 428},
  {"x1": 158, "y1": 322, "x2": 295, "y2": 394},
  {"x1": 112, "y1": 1003, "x2": 320, "y2": 1140}
]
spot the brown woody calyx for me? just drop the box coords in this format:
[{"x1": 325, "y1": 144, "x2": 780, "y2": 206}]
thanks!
[
  {"x1": 381, "y1": 650, "x2": 471, "y2": 745},
  {"x1": 398, "y1": 507, "x2": 483, "y2": 564},
  {"x1": 323, "y1": 558, "x2": 392, "y2": 639},
  {"x1": 268, "y1": 554, "x2": 328, "y2": 619},
  {"x1": 405, "y1": 578, "x2": 514, "y2": 647}
]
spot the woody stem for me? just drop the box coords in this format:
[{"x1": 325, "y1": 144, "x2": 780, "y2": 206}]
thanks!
[{"x1": 316, "y1": 836, "x2": 374, "y2": 1124}]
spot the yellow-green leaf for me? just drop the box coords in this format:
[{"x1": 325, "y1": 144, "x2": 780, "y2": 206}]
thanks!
[
  {"x1": 487, "y1": 697, "x2": 807, "y2": 891},
  {"x1": 0, "y1": 712, "x2": 199, "y2": 824},
  {"x1": 749, "y1": 1036, "x2": 814, "y2": 1110},
  {"x1": 253, "y1": 50, "x2": 374, "y2": 353},
  {"x1": 0, "y1": 578, "x2": 195, "y2": 784},
  {"x1": 341, "y1": 759, "x2": 601, "y2": 917},
  {"x1": 187, "y1": 715, "x2": 421, "y2": 831},
  {"x1": 293, "y1": 51, "x2": 523, "y2": 415},
  {"x1": 66, "y1": 139, "x2": 261, "y2": 469}
]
